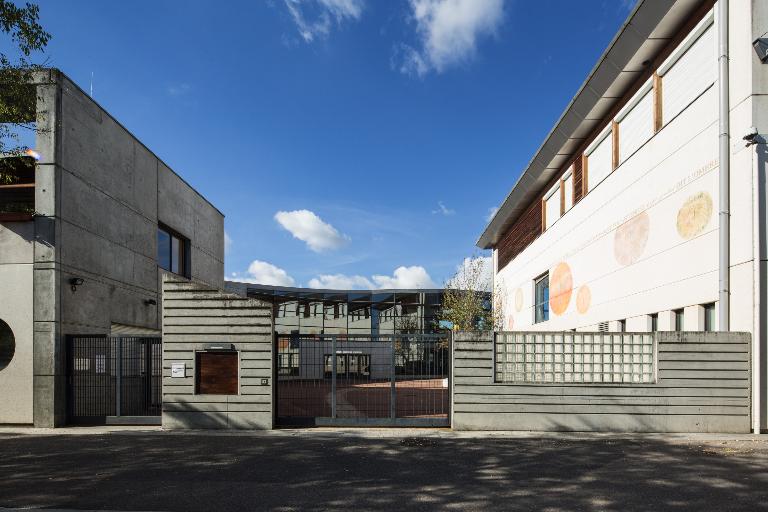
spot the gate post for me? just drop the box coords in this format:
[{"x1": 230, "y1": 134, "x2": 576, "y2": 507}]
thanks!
[
  {"x1": 390, "y1": 336, "x2": 396, "y2": 422},
  {"x1": 115, "y1": 337, "x2": 122, "y2": 417},
  {"x1": 331, "y1": 335, "x2": 337, "y2": 419}
]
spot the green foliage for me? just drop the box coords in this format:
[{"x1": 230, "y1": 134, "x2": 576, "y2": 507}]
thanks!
[
  {"x1": 440, "y1": 255, "x2": 495, "y2": 332},
  {"x1": 0, "y1": 0, "x2": 50, "y2": 181}
]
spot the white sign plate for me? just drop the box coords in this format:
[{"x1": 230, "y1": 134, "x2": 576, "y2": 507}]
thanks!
[{"x1": 171, "y1": 363, "x2": 186, "y2": 378}]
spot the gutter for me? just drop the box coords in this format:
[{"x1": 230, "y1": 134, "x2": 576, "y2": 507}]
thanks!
[{"x1": 717, "y1": 0, "x2": 730, "y2": 331}]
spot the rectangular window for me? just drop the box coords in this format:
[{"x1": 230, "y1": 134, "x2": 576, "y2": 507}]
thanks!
[
  {"x1": 617, "y1": 86, "x2": 653, "y2": 163},
  {"x1": 704, "y1": 303, "x2": 716, "y2": 331},
  {"x1": 562, "y1": 171, "x2": 573, "y2": 213},
  {"x1": 660, "y1": 21, "x2": 715, "y2": 125},
  {"x1": 674, "y1": 309, "x2": 684, "y2": 331},
  {"x1": 586, "y1": 130, "x2": 612, "y2": 191},
  {"x1": 650, "y1": 313, "x2": 658, "y2": 332},
  {"x1": 618, "y1": 319, "x2": 626, "y2": 332},
  {"x1": 196, "y1": 351, "x2": 238, "y2": 395},
  {"x1": 544, "y1": 185, "x2": 561, "y2": 230},
  {"x1": 157, "y1": 225, "x2": 189, "y2": 277},
  {"x1": 534, "y1": 273, "x2": 549, "y2": 323}
]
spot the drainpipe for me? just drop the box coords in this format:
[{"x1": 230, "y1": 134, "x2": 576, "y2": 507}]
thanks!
[{"x1": 718, "y1": 0, "x2": 730, "y2": 331}]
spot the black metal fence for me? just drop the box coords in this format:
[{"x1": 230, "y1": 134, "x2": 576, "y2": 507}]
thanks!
[
  {"x1": 66, "y1": 335, "x2": 162, "y2": 424},
  {"x1": 276, "y1": 334, "x2": 450, "y2": 427}
]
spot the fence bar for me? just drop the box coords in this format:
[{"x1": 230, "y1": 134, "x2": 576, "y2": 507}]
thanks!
[
  {"x1": 390, "y1": 337, "x2": 396, "y2": 421},
  {"x1": 331, "y1": 335, "x2": 337, "y2": 419}
]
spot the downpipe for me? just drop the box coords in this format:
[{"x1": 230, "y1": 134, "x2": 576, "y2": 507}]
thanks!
[{"x1": 718, "y1": 0, "x2": 730, "y2": 331}]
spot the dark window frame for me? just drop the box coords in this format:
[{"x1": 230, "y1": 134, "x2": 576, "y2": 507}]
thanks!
[
  {"x1": 534, "y1": 273, "x2": 550, "y2": 324},
  {"x1": 674, "y1": 309, "x2": 685, "y2": 331},
  {"x1": 703, "y1": 303, "x2": 716, "y2": 332},
  {"x1": 157, "y1": 223, "x2": 191, "y2": 278}
]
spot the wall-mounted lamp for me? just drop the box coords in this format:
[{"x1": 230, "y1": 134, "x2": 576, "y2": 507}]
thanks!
[
  {"x1": 144, "y1": 298, "x2": 157, "y2": 306},
  {"x1": 753, "y1": 38, "x2": 768, "y2": 63},
  {"x1": 69, "y1": 277, "x2": 84, "y2": 292}
]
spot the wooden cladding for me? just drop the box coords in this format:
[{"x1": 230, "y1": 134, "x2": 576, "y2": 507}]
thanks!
[
  {"x1": 498, "y1": 197, "x2": 543, "y2": 270},
  {"x1": 196, "y1": 351, "x2": 239, "y2": 395},
  {"x1": 572, "y1": 157, "x2": 584, "y2": 203}
]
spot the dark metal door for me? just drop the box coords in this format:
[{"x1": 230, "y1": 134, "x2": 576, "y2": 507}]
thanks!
[
  {"x1": 275, "y1": 334, "x2": 450, "y2": 427},
  {"x1": 66, "y1": 335, "x2": 162, "y2": 425}
]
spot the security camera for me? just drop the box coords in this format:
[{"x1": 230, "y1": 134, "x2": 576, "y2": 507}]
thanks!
[{"x1": 744, "y1": 127, "x2": 759, "y2": 146}]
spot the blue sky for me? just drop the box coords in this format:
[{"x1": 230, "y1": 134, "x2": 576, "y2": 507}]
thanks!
[{"x1": 32, "y1": 0, "x2": 633, "y2": 289}]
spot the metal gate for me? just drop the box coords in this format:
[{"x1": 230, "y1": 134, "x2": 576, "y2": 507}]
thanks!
[
  {"x1": 66, "y1": 335, "x2": 162, "y2": 425},
  {"x1": 276, "y1": 334, "x2": 450, "y2": 427}
]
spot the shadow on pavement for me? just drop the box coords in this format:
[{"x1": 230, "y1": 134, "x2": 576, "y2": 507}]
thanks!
[{"x1": 0, "y1": 433, "x2": 767, "y2": 511}]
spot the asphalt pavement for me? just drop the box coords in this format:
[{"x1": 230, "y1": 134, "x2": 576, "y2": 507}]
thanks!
[{"x1": 1, "y1": 428, "x2": 767, "y2": 511}]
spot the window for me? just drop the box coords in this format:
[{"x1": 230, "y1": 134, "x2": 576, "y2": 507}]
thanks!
[
  {"x1": 704, "y1": 303, "x2": 716, "y2": 331},
  {"x1": 534, "y1": 273, "x2": 549, "y2": 323},
  {"x1": 659, "y1": 21, "x2": 715, "y2": 125},
  {"x1": 617, "y1": 85, "x2": 653, "y2": 163},
  {"x1": 562, "y1": 171, "x2": 574, "y2": 213},
  {"x1": 544, "y1": 184, "x2": 561, "y2": 229},
  {"x1": 650, "y1": 313, "x2": 658, "y2": 332},
  {"x1": 586, "y1": 130, "x2": 612, "y2": 191},
  {"x1": 674, "y1": 309, "x2": 685, "y2": 331},
  {"x1": 618, "y1": 319, "x2": 626, "y2": 333},
  {"x1": 157, "y1": 225, "x2": 189, "y2": 277},
  {"x1": 196, "y1": 351, "x2": 238, "y2": 395},
  {"x1": 0, "y1": 319, "x2": 15, "y2": 371}
]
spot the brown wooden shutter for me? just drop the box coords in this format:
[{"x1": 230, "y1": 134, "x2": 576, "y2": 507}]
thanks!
[
  {"x1": 196, "y1": 352, "x2": 239, "y2": 395},
  {"x1": 497, "y1": 198, "x2": 544, "y2": 271},
  {"x1": 573, "y1": 156, "x2": 585, "y2": 204}
]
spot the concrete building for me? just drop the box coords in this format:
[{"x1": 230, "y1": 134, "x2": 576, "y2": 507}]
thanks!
[
  {"x1": 478, "y1": 0, "x2": 768, "y2": 431},
  {"x1": 0, "y1": 69, "x2": 224, "y2": 427}
]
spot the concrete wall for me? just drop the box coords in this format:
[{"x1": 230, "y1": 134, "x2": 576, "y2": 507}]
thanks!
[
  {"x1": 22, "y1": 69, "x2": 225, "y2": 426},
  {"x1": 0, "y1": 222, "x2": 34, "y2": 423},
  {"x1": 452, "y1": 331, "x2": 752, "y2": 433},
  {"x1": 162, "y1": 278, "x2": 274, "y2": 429}
]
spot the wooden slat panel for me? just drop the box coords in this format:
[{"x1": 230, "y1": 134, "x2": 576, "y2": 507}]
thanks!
[
  {"x1": 195, "y1": 352, "x2": 239, "y2": 395},
  {"x1": 496, "y1": 195, "x2": 543, "y2": 271}
]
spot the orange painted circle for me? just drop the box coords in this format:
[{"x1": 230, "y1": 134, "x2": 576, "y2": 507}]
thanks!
[
  {"x1": 677, "y1": 192, "x2": 713, "y2": 240},
  {"x1": 549, "y1": 262, "x2": 573, "y2": 316},
  {"x1": 576, "y1": 285, "x2": 591, "y2": 314},
  {"x1": 614, "y1": 211, "x2": 650, "y2": 266},
  {"x1": 514, "y1": 288, "x2": 523, "y2": 312}
]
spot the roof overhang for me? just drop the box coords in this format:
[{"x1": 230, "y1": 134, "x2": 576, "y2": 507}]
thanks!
[{"x1": 477, "y1": 0, "x2": 707, "y2": 249}]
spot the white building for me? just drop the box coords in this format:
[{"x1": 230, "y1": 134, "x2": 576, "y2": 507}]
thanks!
[{"x1": 478, "y1": 0, "x2": 768, "y2": 432}]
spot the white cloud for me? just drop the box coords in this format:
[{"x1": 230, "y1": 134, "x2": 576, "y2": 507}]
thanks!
[
  {"x1": 372, "y1": 265, "x2": 437, "y2": 289},
  {"x1": 167, "y1": 83, "x2": 191, "y2": 96},
  {"x1": 274, "y1": 209, "x2": 349, "y2": 252},
  {"x1": 485, "y1": 206, "x2": 499, "y2": 222},
  {"x1": 399, "y1": 0, "x2": 504, "y2": 76},
  {"x1": 308, "y1": 265, "x2": 437, "y2": 289},
  {"x1": 284, "y1": 0, "x2": 364, "y2": 42},
  {"x1": 224, "y1": 232, "x2": 233, "y2": 255},
  {"x1": 231, "y1": 260, "x2": 296, "y2": 286},
  {"x1": 308, "y1": 273, "x2": 375, "y2": 289},
  {"x1": 447, "y1": 256, "x2": 493, "y2": 291},
  {"x1": 432, "y1": 201, "x2": 455, "y2": 216}
]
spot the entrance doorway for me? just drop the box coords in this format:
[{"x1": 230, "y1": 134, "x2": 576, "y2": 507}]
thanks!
[
  {"x1": 66, "y1": 335, "x2": 162, "y2": 425},
  {"x1": 275, "y1": 334, "x2": 450, "y2": 427}
]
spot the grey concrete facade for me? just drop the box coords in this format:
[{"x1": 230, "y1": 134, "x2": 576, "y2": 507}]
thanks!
[
  {"x1": 0, "y1": 69, "x2": 224, "y2": 426},
  {"x1": 452, "y1": 331, "x2": 752, "y2": 433},
  {"x1": 162, "y1": 277, "x2": 273, "y2": 429}
]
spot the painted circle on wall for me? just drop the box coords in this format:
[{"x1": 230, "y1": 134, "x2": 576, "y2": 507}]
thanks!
[
  {"x1": 576, "y1": 285, "x2": 591, "y2": 314},
  {"x1": 506, "y1": 314, "x2": 514, "y2": 330},
  {"x1": 677, "y1": 192, "x2": 713, "y2": 240},
  {"x1": 614, "y1": 211, "x2": 650, "y2": 266},
  {"x1": 514, "y1": 288, "x2": 523, "y2": 312},
  {"x1": 0, "y1": 319, "x2": 15, "y2": 371},
  {"x1": 549, "y1": 262, "x2": 573, "y2": 316}
]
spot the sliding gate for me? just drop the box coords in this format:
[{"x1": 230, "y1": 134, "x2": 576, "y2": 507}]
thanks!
[
  {"x1": 276, "y1": 334, "x2": 450, "y2": 426},
  {"x1": 66, "y1": 335, "x2": 162, "y2": 425}
]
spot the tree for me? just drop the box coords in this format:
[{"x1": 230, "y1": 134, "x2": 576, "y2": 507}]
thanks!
[
  {"x1": 0, "y1": 0, "x2": 50, "y2": 183},
  {"x1": 440, "y1": 255, "x2": 497, "y2": 331}
]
